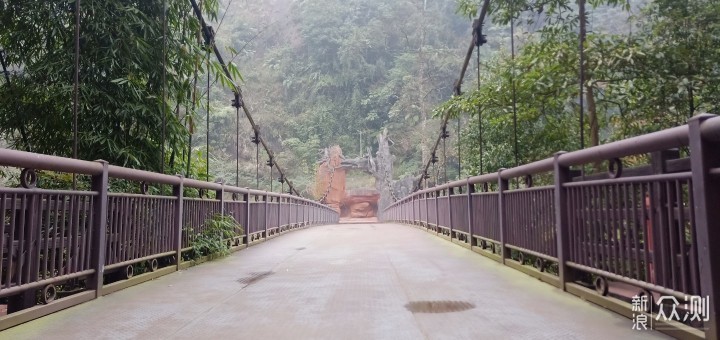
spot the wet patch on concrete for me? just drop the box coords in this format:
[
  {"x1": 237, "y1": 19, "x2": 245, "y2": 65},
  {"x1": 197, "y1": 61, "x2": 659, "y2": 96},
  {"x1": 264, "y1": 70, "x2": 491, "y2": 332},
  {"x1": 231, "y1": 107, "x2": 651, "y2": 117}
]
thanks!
[
  {"x1": 237, "y1": 271, "x2": 274, "y2": 286},
  {"x1": 404, "y1": 300, "x2": 475, "y2": 314}
]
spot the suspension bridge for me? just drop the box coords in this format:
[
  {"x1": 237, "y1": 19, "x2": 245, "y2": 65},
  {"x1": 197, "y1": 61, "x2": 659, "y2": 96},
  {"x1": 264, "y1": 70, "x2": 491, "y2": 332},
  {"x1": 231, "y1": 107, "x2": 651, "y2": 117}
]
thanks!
[
  {"x1": 1, "y1": 115, "x2": 718, "y2": 340},
  {"x1": 0, "y1": 0, "x2": 719, "y2": 339}
]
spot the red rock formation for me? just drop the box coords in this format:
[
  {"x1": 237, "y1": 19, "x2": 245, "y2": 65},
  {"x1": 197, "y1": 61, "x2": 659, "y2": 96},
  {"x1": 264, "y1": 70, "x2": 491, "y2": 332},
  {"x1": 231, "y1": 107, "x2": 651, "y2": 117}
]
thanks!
[
  {"x1": 315, "y1": 146, "x2": 380, "y2": 219},
  {"x1": 315, "y1": 146, "x2": 346, "y2": 214},
  {"x1": 341, "y1": 189, "x2": 380, "y2": 218}
]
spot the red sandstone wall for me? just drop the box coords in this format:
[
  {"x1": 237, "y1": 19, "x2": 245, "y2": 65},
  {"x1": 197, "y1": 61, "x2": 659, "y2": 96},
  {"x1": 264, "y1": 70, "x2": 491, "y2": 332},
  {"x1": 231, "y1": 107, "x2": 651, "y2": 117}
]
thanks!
[{"x1": 315, "y1": 146, "x2": 380, "y2": 218}]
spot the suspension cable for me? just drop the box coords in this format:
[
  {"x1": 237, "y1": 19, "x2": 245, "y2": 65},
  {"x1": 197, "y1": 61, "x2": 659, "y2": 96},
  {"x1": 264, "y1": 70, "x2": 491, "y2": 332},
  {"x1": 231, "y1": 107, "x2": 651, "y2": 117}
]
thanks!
[
  {"x1": 457, "y1": 116, "x2": 461, "y2": 180},
  {"x1": 205, "y1": 49, "x2": 210, "y2": 181},
  {"x1": 161, "y1": 0, "x2": 167, "y2": 174},
  {"x1": 317, "y1": 162, "x2": 336, "y2": 203},
  {"x1": 186, "y1": 3, "x2": 198, "y2": 179},
  {"x1": 188, "y1": 0, "x2": 302, "y2": 196},
  {"x1": 269, "y1": 162, "x2": 273, "y2": 192},
  {"x1": 511, "y1": 18, "x2": 519, "y2": 169},
  {"x1": 441, "y1": 124, "x2": 448, "y2": 183},
  {"x1": 443, "y1": 136, "x2": 447, "y2": 183},
  {"x1": 579, "y1": 0, "x2": 586, "y2": 151},
  {"x1": 266, "y1": 155, "x2": 274, "y2": 192},
  {"x1": 72, "y1": 0, "x2": 81, "y2": 190},
  {"x1": 476, "y1": 46, "x2": 483, "y2": 176},
  {"x1": 235, "y1": 105, "x2": 240, "y2": 187},
  {"x1": 253, "y1": 129, "x2": 259, "y2": 189},
  {"x1": 412, "y1": 0, "x2": 490, "y2": 192}
]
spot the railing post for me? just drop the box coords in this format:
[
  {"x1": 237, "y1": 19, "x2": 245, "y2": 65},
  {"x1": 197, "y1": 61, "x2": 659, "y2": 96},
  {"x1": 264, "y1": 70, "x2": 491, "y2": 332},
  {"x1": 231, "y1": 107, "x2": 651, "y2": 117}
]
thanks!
[
  {"x1": 649, "y1": 149, "x2": 679, "y2": 286},
  {"x1": 434, "y1": 190, "x2": 440, "y2": 234},
  {"x1": 264, "y1": 195, "x2": 269, "y2": 237},
  {"x1": 215, "y1": 182, "x2": 225, "y2": 217},
  {"x1": 425, "y1": 192, "x2": 429, "y2": 228},
  {"x1": 173, "y1": 176, "x2": 184, "y2": 270},
  {"x1": 277, "y1": 196, "x2": 281, "y2": 231},
  {"x1": 466, "y1": 179, "x2": 476, "y2": 247},
  {"x1": 498, "y1": 169, "x2": 508, "y2": 264},
  {"x1": 689, "y1": 114, "x2": 720, "y2": 340},
  {"x1": 8, "y1": 178, "x2": 42, "y2": 311},
  {"x1": 243, "y1": 192, "x2": 251, "y2": 245},
  {"x1": 88, "y1": 160, "x2": 109, "y2": 298},
  {"x1": 448, "y1": 187, "x2": 454, "y2": 239},
  {"x1": 553, "y1": 152, "x2": 573, "y2": 290},
  {"x1": 411, "y1": 195, "x2": 415, "y2": 225}
]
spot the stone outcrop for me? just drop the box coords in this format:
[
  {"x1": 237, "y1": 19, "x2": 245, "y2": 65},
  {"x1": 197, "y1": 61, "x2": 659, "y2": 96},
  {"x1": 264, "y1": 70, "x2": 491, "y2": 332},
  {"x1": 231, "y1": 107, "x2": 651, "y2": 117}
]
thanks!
[
  {"x1": 315, "y1": 140, "x2": 416, "y2": 220},
  {"x1": 314, "y1": 146, "x2": 346, "y2": 213},
  {"x1": 341, "y1": 189, "x2": 380, "y2": 218}
]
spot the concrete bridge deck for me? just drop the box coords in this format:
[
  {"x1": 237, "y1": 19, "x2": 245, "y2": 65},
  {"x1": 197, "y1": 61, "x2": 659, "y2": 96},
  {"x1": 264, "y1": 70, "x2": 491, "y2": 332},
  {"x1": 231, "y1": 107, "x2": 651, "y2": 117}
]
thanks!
[{"x1": 3, "y1": 224, "x2": 664, "y2": 339}]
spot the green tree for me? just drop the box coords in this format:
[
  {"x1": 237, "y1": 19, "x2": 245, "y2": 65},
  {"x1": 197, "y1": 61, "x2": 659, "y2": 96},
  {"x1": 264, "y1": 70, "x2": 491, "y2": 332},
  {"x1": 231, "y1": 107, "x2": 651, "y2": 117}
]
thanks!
[{"x1": 0, "y1": 0, "x2": 221, "y2": 174}]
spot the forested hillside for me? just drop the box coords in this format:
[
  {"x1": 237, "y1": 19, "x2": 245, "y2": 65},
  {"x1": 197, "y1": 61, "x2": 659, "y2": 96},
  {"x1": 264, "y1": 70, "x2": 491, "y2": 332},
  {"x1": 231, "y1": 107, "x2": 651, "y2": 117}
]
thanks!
[
  {"x1": 204, "y1": 0, "x2": 474, "y2": 195},
  {"x1": 447, "y1": 0, "x2": 718, "y2": 181},
  {"x1": 1, "y1": 0, "x2": 717, "y2": 198}
]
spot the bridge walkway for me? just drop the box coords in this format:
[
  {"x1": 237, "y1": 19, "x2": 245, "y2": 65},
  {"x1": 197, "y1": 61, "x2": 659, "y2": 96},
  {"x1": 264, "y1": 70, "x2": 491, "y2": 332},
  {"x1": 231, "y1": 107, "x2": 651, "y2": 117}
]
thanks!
[{"x1": 3, "y1": 223, "x2": 663, "y2": 339}]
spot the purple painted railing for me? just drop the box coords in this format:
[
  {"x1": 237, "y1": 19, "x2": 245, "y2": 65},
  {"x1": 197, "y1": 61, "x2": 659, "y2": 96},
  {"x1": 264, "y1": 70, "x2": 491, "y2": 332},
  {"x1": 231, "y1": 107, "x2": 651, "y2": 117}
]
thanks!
[
  {"x1": 384, "y1": 114, "x2": 720, "y2": 339},
  {"x1": 0, "y1": 150, "x2": 338, "y2": 327}
]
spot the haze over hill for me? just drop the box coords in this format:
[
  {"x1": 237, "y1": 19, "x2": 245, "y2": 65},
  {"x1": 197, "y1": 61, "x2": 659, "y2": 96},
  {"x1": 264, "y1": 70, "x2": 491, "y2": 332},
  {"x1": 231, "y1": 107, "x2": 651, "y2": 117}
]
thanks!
[{"x1": 201, "y1": 0, "x2": 648, "y2": 196}]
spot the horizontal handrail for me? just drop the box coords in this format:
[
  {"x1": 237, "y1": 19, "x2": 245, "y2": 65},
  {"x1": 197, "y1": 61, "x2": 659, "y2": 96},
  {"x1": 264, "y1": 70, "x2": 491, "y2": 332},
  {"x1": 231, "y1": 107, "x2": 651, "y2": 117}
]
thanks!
[
  {"x1": 383, "y1": 115, "x2": 720, "y2": 339},
  {"x1": 500, "y1": 158, "x2": 554, "y2": 180},
  {"x1": 0, "y1": 145, "x2": 338, "y2": 321},
  {"x1": 388, "y1": 114, "x2": 720, "y2": 210},
  {"x1": 0, "y1": 148, "x2": 104, "y2": 175},
  {"x1": 0, "y1": 147, "x2": 328, "y2": 207},
  {"x1": 557, "y1": 125, "x2": 689, "y2": 167}
]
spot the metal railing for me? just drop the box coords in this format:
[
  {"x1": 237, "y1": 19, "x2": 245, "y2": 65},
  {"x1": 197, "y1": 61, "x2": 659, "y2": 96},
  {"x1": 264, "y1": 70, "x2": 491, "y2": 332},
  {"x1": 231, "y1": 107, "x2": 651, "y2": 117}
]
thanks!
[
  {"x1": 383, "y1": 114, "x2": 720, "y2": 340},
  {"x1": 0, "y1": 149, "x2": 338, "y2": 326}
]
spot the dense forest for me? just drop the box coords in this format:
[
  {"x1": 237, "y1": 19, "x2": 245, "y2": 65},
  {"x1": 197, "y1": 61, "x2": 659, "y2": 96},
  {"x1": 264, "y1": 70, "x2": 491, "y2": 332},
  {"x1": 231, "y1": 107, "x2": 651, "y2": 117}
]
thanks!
[
  {"x1": 206, "y1": 0, "x2": 473, "y2": 194},
  {"x1": 0, "y1": 0, "x2": 718, "y2": 198}
]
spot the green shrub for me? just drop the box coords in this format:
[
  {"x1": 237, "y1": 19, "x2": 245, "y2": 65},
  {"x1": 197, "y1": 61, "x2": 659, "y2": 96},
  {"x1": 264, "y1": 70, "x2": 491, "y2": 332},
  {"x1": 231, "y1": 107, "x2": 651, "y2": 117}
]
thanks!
[{"x1": 187, "y1": 214, "x2": 244, "y2": 260}]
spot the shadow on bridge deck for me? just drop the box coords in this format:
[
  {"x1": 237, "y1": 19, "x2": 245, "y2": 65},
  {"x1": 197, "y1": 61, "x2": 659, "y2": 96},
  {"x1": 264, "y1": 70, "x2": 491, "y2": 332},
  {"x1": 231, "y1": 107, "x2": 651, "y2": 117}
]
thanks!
[{"x1": 2, "y1": 224, "x2": 665, "y2": 339}]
